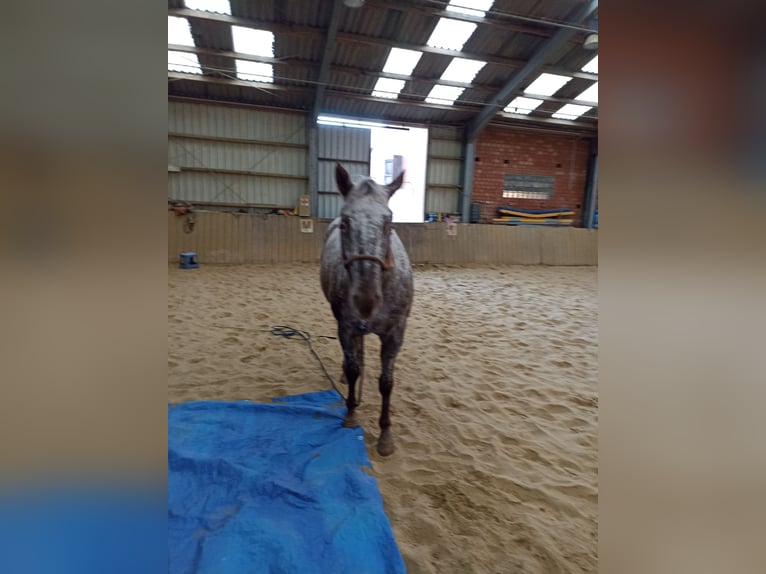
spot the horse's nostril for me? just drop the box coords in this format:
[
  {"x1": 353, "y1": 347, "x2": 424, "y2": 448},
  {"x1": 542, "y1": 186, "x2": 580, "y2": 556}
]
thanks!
[{"x1": 353, "y1": 294, "x2": 377, "y2": 319}]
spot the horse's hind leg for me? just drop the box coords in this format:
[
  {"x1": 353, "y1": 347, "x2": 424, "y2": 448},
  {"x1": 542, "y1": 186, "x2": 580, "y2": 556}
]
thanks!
[
  {"x1": 377, "y1": 329, "x2": 404, "y2": 456},
  {"x1": 341, "y1": 329, "x2": 363, "y2": 428}
]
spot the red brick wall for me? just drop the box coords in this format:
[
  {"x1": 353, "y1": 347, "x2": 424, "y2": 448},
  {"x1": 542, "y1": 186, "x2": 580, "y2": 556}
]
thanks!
[{"x1": 473, "y1": 127, "x2": 594, "y2": 226}]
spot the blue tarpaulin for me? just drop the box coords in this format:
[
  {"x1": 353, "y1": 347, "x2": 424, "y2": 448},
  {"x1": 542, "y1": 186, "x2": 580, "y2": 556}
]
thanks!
[
  {"x1": 168, "y1": 390, "x2": 406, "y2": 574},
  {"x1": 0, "y1": 485, "x2": 165, "y2": 574}
]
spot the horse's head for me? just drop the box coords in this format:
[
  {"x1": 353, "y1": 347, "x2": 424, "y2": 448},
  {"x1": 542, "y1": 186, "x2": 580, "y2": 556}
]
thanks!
[{"x1": 335, "y1": 163, "x2": 404, "y2": 321}]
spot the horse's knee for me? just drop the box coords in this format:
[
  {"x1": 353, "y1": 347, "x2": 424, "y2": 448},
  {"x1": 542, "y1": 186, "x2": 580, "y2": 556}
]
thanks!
[{"x1": 343, "y1": 360, "x2": 360, "y2": 383}]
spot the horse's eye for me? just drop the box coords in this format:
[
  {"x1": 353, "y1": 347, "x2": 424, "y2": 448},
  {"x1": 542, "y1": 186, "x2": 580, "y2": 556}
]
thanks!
[{"x1": 340, "y1": 220, "x2": 348, "y2": 231}]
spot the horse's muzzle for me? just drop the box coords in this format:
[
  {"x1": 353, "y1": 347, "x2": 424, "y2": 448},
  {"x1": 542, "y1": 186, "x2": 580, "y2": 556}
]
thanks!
[{"x1": 352, "y1": 292, "x2": 379, "y2": 320}]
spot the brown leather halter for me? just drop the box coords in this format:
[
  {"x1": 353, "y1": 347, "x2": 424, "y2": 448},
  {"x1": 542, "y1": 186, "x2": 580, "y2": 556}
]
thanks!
[
  {"x1": 342, "y1": 222, "x2": 394, "y2": 271},
  {"x1": 343, "y1": 250, "x2": 393, "y2": 271}
]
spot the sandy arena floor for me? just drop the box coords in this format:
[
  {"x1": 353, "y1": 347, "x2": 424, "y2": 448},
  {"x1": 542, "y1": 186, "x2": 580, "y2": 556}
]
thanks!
[{"x1": 168, "y1": 263, "x2": 598, "y2": 573}]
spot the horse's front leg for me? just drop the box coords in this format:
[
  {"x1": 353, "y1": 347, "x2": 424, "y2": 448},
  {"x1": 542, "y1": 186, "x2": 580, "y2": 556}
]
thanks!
[
  {"x1": 377, "y1": 328, "x2": 404, "y2": 456},
  {"x1": 340, "y1": 326, "x2": 363, "y2": 428}
]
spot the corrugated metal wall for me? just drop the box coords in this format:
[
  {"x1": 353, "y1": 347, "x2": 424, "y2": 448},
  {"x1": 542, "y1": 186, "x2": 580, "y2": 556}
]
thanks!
[
  {"x1": 317, "y1": 126, "x2": 371, "y2": 219},
  {"x1": 169, "y1": 213, "x2": 597, "y2": 266},
  {"x1": 426, "y1": 126, "x2": 463, "y2": 215},
  {"x1": 168, "y1": 100, "x2": 308, "y2": 208}
]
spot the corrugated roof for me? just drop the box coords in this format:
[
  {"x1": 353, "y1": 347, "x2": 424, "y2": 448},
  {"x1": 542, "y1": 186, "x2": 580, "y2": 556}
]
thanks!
[{"x1": 168, "y1": 0, "x2": 598, "y2": 134}]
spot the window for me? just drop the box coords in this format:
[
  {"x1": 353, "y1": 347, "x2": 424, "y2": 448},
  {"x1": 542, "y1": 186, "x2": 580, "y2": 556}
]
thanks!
[
  {"x1": 503, "y1": 174, "x2": 554, "y2": 200},
  {"x1": 502, "y1": 189, "x2": 551, "y2": 200}
]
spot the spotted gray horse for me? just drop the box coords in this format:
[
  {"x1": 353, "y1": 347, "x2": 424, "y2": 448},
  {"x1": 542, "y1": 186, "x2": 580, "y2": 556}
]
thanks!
[{"x1": 320, "y1": 163, "x2": 414, "y2": 456}]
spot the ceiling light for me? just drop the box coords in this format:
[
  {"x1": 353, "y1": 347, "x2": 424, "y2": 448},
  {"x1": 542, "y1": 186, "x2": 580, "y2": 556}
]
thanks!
[{"x1": 584, "y1": 34, "x2": 598, "y2": 50}]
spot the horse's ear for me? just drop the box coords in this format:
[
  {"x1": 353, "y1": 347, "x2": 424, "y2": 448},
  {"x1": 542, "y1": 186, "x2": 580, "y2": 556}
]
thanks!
[
  {"x1": 335, "y1": 163, "x2": 353, "y2": 197},
  {"x1": 386, "y1": 170, "x2": 405, "y2": 198}
]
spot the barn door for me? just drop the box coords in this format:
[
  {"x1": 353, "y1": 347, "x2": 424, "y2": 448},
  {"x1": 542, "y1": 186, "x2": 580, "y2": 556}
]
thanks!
[{"x1": 316, "y1": 125, "x2": 371, "y2": 219}]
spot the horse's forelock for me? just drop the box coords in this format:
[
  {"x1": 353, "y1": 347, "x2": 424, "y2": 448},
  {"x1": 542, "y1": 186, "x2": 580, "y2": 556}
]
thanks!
[{"x1": 347, "y1": 178, "x2": 388, "y2": 203}]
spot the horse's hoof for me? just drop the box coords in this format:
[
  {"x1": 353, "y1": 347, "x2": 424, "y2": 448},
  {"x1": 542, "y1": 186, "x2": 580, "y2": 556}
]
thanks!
[
  {"x1": 343, "y1": 413, "x2": 359, "y2": 428},
  {"x1": 377, "y1": 433, "x2": 395, "y2": 456}
]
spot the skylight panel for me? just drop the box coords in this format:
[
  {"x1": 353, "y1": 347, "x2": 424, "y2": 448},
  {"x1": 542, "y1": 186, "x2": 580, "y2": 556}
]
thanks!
[
  {"x1": 581, "y1": 56, "x2": 598, "y2": 74},
  {"x1": 235, "y1": 60, "x2": 274, "y2": 83},
  {"x1": 168, "y1": 51, "x2": 202, "y2": 74},
  {"x1": 552, "y1": 104, "x2": 592, "y2": 120},
  {"x1": 575, "y1": 82, "x2": 598, "y2": 104},
  {"x1": 381, "y1": 48, "x2": 422, "y2": 76},
  {"x1": 446, "y1": 0, "x2": 494, "y2": 18},
  {"x1": 440, "y1": 58, "x2": 486, "y2": 82},
  {"x1": 523, "y1": 73, "x2": 571, "y2": 97},
  {"x1": 425, "y1": 85, "x2": 465, "y2": 105},
  {"x1": 168, "y1": 17, "x2": 194, "y2": 47},
  {"x1": 232, "y1": 27, "x2": 274, "y2": 57},
  {"x1": 427, "y1": 19, "x2": 477, "y2": 51},
  {"x1": 504, "y1": 96, "x2": 544, "y2": 115},
  {"x1": 184, "y1": 0, "x2": 231, "y2": 14},
  {"x1": 372, "y1": 78, "x2": 406, "y2": 99}
]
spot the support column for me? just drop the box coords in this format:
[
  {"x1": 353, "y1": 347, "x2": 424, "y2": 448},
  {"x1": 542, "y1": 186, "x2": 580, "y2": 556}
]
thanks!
[
  {"x1": 307, "y1": 119, "x2": 319, "y2": 218},
  {"x1": 460, "y1": 139, "x2": 476, "y2": 223},
  {"x1": 582, "y1": 143, "x2": 598, "y2": 228}
]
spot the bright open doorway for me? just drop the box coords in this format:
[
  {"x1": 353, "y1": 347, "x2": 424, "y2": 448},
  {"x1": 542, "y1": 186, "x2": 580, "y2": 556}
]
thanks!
[
  {"x1": 318, "y1": 116, "x2": 428, "y2": 222},
  {"x1": 369, "y1": 125, "x2": 428, "y2": 223}
]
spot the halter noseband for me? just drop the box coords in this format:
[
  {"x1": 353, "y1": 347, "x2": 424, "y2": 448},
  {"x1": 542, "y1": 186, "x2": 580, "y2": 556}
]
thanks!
[
  {"x1": 343, "y1": 250, "x2": 393, "y2": 271},
  {"x1": 341, "y1": 222, "x2": 394, "y2": 271}
]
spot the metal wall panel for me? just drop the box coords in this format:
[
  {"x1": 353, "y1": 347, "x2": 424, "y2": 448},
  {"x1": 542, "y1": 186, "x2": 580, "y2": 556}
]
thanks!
[
  {"x1": 425, "y1": 189, "x2": 459, "y2": 213},
  {"x1": 317, "y1": 126, "x2": 371, "y2": 162},
  {"x1": 317, "y1": 159, "x2": 369, "y2": 191},
  {"x1": 169, "y1": 101, "x2": 306, "y2": 142},
  {"x1": 168, "y1": 100, "x2": 308, "y2": 207},
  {"x1": 426, "y1": 158, "x2": 462, "y2": 185},
  {"x1": 168, "y1": 139, "x2": 306, "y2": 175},
  {"x1": 169, "y1": 213, "x2": 597, "y2": 266},
  {"x1": 426, "y1": 126, "x2": 463, "y2": 216},
  {"x1": 169, "y1": 172, "x2": 305, "y2": 206},
  {"x1": 428, "y1": 139, "x2": 462, "y2": 158},
  {"x1": 429, "y1": 126, "x2": 463, "y2": 141},
  {"x1": 316, "y1": 193, "x2": 345, "y2": 221},
  {"x1": 316, "y1": 125, "x2": 371, "y2": 219}
]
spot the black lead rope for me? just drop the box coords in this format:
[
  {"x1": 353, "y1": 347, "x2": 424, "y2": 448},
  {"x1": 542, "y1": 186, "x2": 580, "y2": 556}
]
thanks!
[{"x1": 270, "y1": 326, "x2": 362, "y2": 403}]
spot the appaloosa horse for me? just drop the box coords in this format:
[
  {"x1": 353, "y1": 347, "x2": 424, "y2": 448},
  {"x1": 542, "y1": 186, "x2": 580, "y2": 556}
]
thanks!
[{"x1": 320, "y1": 163, "x2": 413, "y2": 456}]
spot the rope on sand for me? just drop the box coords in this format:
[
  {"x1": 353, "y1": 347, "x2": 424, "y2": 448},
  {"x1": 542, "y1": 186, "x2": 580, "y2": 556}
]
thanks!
[
  {"x1": 270, "y1": 326, "x2": 363, "y2": 403},
  {"x1": 211, "y1": 323, "x2": 363, "y2": 403}
]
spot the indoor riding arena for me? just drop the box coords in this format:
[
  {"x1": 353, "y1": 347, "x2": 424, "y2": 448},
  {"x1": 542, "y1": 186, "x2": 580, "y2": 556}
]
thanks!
[{"x1": 168, "y1": 2, "x2": 598, "y2": 573}]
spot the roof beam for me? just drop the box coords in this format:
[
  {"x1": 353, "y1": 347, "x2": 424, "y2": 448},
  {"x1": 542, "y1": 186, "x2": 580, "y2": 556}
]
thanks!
[
  {"x1": 169, "y1": 43, "x2": 280, "y2": 65},
  {"x1": 312, "y1": 0, "x2": 343, "y2": 119},
  {"x1": 363, "y1": 0, "x2": 552, "y2": 39},
  {"x1": 168, "y1": 43, "x2": 597, "y2": 94},
  {"x1": 363, "y1": 0, "x2": 596, "y2": 37},
  {"x1": 168, "y1": 61, "x2": 596, "y2": 109},
  {"x1": 168, "y1": 8, "x2": 594, "y2": 79},
  {"x1": 168, "y1": 71, "x2": 464, "y2": 111},
  {"x1": 168, "y1": 72, "x2": 597, "y2": 130},
  {"x1": 168, "y1": 71, "x2": 309, "y2": 92},
  {"x1": 333, "y1": 32, "x2": 532, "y2": 71},
  {"x1": 465, "y1": 0, "x2": 599, "y2": 142},
  {"x1": 169, "y1": 8, "x2": 320, "y2": 37},
  {"x1": 497, "y1": 111, "x2": 597, "y2": 124}
]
